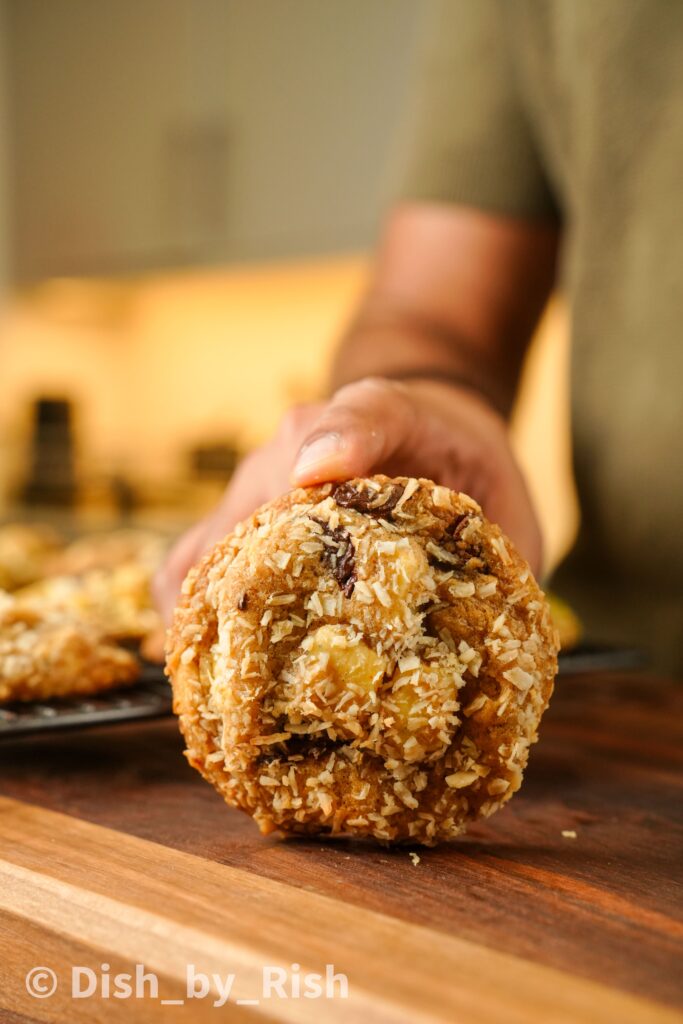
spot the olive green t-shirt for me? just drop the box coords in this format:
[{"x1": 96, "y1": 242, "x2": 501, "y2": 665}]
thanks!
[{"x1": 398, "y1": 0, "x2": 683, "y2": 674}]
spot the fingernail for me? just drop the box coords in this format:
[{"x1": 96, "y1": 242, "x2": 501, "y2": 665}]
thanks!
[{"x1": 293, "y1": 433, "x2": 344, "y2": 479}]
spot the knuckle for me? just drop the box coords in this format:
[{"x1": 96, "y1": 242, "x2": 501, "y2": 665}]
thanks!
[
  {"x1": 360, "y1": 374, "x2": 395, "y2": 392},
  {"x1": 336, "y1": 375, "x2": 408, "y2": 409},
  {"x1": 325, "y1": 406, "x2": 369, "y2": 436}
]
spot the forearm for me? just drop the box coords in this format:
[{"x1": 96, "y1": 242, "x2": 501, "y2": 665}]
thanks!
[
  {"x1": 330, "y1": 301, "x2": 523, "y2": 418},
  {"x1": 329, "y1": 204, "x2": 559, "y2": 419}
]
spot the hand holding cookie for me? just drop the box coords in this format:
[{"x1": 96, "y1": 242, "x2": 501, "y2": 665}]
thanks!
[{"x1": 155, "y1": 377, "x2": 541, "y2": 622}]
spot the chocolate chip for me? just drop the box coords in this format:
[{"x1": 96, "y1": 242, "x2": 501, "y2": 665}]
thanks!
[
  {"x1": 310, "y1": 517, "x2": 356, "y2": 596},
  {"x1": 428, "y1": 514, "x2": 488, "y2": 572},
  {"x1": 447, "y1": 513, "x2": 470, "y2": 539},
  {"x1": 237, "y1": 593, "x2": 249, "y2": 611},
  {"x1": 427, "y1": 552, "x2": 461, "y2": 573},
  {"x1": 296, "y1": 736, "x2": 342, "y2": 758},
  {"x1": 333, "y1": 481, "x2": 405, "y2": 519}
]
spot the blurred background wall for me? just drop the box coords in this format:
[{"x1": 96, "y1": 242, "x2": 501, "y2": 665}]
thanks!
[
  {"x1": 0, "y1": 0, "x2": 9, "y2": 297},
  {"x1": 6, "y1": 0, "x2": 421, "y2": 277},
  {"x1": 0, "y1": 0, "x2": 577, "y2": 569}
]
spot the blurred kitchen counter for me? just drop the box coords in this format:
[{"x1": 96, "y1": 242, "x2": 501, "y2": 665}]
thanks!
[{"x1": 1, "y1": 258, "x2": 577, "y2": 571}]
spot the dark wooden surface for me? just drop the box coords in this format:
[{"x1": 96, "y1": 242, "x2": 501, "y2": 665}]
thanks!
[{"x1": 1, "y1": 671, "x2": 682, "y2": 1012}]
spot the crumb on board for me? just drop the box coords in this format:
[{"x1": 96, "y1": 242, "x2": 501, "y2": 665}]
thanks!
[
  {"x1": 561, "y1": 829, "x2": 578, "y2": 839},
  {"x1": 409, "y1": 852, "x2": 421, "y2": 867}
]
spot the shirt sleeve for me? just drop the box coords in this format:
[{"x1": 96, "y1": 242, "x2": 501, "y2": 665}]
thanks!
[{"x1": 395, "y1": 0, "x2": 558, "y2": 220}]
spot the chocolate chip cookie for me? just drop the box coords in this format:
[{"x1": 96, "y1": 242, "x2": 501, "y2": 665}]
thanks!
[{"x1": 167, "y1": 477, "x2": 559, "y2": 845}]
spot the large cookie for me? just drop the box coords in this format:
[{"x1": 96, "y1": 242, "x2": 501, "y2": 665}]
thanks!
[{"x1": 167, "y1": 477, "x2": 559, "y2": 845}]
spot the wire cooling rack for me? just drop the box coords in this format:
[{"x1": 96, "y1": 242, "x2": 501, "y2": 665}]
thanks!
[{"x1": 0, "y1": 661, "x2": 172, "y2": 741}]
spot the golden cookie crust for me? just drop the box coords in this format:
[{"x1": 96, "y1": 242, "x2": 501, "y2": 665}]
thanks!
[
  {"x1": 167, "y1": 477, "x2": 559, "y2": 845},
  {"x1": 47, "y1": 528, "x2": 166, "y2": 576},
  {"x1": 0, "y1": 523, "x2": 63, "y2": 591},
  {"x1": 15, "y1": 562, "x2": 161, "y2": 642},
  {"x1": 0, "y1": 592, "x2": 139, "y2": 703}
]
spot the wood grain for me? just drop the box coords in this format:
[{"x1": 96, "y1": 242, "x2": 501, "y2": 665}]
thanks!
[
  {"x1": 0, "y1": 797, "x2": 679, "y2": 1024},
  {"x1": 0, "y1": 671, "x2": 681, "y2": 1022}
]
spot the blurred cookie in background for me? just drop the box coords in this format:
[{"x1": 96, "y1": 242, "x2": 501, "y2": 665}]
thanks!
[
  {"x1": 15, "y1": 561, "x2": 162, "y2": 644},
  {"x1": 0, "y1": 590, "x2": 139, "y2": 704},
  {"x1": 46, "y1": 528, "x2": 167, "y2": 577},
  {"x1": 0, "y1": 523, "x2": 64, "y2": 591}
]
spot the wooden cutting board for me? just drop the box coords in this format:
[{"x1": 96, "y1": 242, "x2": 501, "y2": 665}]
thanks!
[{"x1": 0, "y1": 670, "x2": 681, "y2": 1023}]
